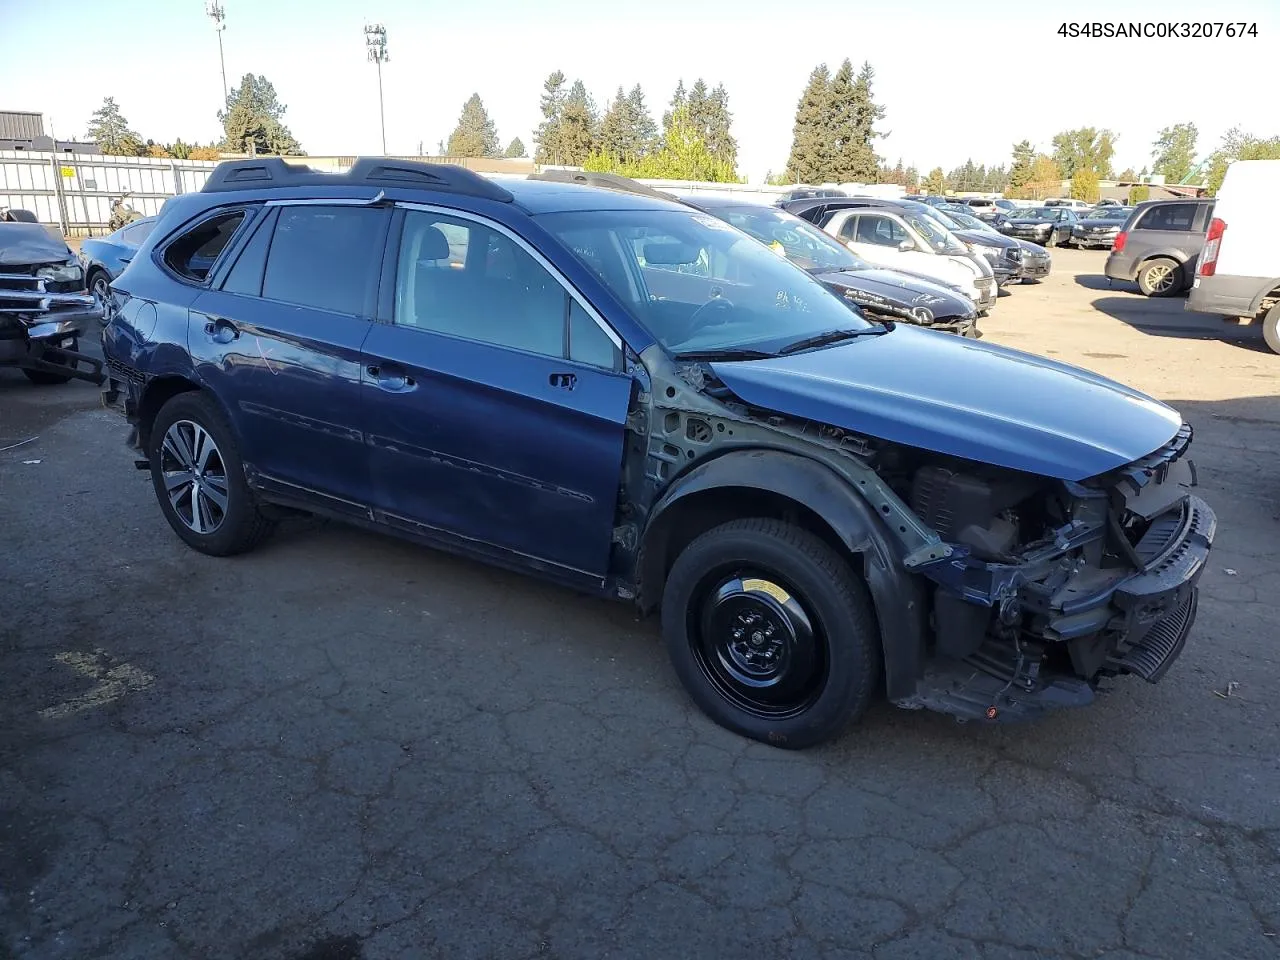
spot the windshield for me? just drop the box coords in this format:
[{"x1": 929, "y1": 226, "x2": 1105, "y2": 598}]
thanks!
[
  {"x1": 539, "y1": 208, "x2": 874, "y2": 356},
  {"x1": 905, "y1": 212, "x2": 968, "y2": 254},
  {"x1": 713, "y1": 206, "x2": 872, "y2": 273},
  {"x1": 1019, "y1": 208, "x2": 1062, "y2": 220},
  {"x1": 1084, "y1": 208, "x2": 1128, "y2": 220}
]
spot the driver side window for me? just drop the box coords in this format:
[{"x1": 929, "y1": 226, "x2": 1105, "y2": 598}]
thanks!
[{"x1": 857, "y1": 214, "x2": 907, "y2": 247}]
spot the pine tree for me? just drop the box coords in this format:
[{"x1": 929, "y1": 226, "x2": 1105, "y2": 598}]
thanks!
[
  {"x1": 219, "y1": 74, "x2": 303, "y2": 155},
  {"x1": 534, "y1": 71, "x2": 568, "y2": 165},
  {"x1": 1006, "y1": 140, "x2": 1036, "y2": 197},
  {"x1": 827, "y1": 60, "x2": 857, "y2": 180},
  {"x1": 845, "y1": 61, "x2": 885, "y2": 181},
  {"x1": 86, "y1": 97, "x2": 143, "y2": 155},
  {"x1": 505, "y1": 137, "x2": 526, "y2": 158},
  {"x1": 626, "y1": 85, "x2": 658, "y2": 157},
  {"x1": 904, "y1": 165, "x2": 919, "y2": 190},
  {"x1": 558, "y1": 80, "x2": 598, "y2": 165},
  {"x1": 447, "y1": 93, "x2": 500, "y2": 158},
  {"x1": 704, "y1": 83, "x2": 737, "y2": 167},
  {"x1": 784, "y1": 64, "x2": 834, "y2": 183},
  {"x1": 924, "y1": 167, "x2": 947, "y2": 194},
  {"x1": 662, "y1": 80, "x2": 687, "y2": 138}
]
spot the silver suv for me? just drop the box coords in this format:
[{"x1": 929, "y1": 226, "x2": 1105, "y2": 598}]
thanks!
[{"x1": 1103, "y1": 199, "x2": 1215, "y2": 297}]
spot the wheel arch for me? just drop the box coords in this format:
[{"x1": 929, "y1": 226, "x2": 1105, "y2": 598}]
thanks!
[
  {"x1": 1247, "y1": 280, "x2": 1280, "y2": 317},
  {"x1": 638, "y1": 448, "x2": 929, "y2": 701},
  {"x1": 136, "y1": 375, "x2": 204, "y2": 451}
]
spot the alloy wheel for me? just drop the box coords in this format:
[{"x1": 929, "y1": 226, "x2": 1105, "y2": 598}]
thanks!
[
  {"x1": 159, "y1": 419, "x2": 229, "y2": 534},
  {"x1": 1145, "y1": 263, "x2": 1175, "y2": 293}
]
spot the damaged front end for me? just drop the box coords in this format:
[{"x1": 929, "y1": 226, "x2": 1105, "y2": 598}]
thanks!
[
  {"x1": 895, "y1": 424, "x2": 1214, "y2": 720},
  {"x1": 0, "y1": 231, "x2": 105, "y2": 384}
]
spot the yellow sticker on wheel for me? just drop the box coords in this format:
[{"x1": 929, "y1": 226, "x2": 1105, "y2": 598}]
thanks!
[{"x1": 742, "y1": 578, "x2": 791, "y2": 604}]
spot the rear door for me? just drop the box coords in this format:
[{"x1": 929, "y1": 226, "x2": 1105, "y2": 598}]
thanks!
[
  {"x1": 359, "y1": 205, "x2": 633, "y2": 583},
  {"x1": 189, "y1": 201, "x2": 389, "y2": 512}
]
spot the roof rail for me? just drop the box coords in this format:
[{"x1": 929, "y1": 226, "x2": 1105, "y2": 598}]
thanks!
[
  {"x1": 200, "y1": 157, "x2": 514, "y2": 203},
  {"x1": 527, "y1": 169, "x2": 673, "y2": 201}
]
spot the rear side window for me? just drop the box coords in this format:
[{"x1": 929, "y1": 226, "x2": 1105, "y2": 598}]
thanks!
[
  {"x1": 261, "y1": 206, "x2": 386, "y2": 316},
  {"x1": 220, "y1": 210, "x2": 277, "y2": 297},
  {"x1": 1137, "y1": 204, "x2": 1196, "y2": 231},
  {"x1": 163, "y1": 211, "x2": 246, "y2": 282}
]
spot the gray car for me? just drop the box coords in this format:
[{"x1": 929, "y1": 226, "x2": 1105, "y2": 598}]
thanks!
[{"x1": 1103, "y1": 199, "x2": 1215, "y2": 297}]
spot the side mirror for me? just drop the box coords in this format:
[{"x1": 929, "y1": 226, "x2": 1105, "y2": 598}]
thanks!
[{"x1": 898, "y1": 239, "x2": 915, "y2": 252}]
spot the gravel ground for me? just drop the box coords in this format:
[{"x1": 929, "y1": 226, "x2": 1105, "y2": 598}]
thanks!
[{"x1": 2, "y1": 248, "x2": 1277, "y2": 960}]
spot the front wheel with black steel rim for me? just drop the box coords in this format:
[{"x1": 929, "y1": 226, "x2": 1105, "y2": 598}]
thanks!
[
  {"x1": 148, "y1": 391, "x2": 275, "y2": 556},
  {"x1": 1137, "y1": 257, "x2": 1182, "y2": 297},
  {"x1": 661, "y1": 518, "x2": 880, "y2": 749}
]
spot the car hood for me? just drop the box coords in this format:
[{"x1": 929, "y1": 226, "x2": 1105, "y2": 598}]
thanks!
[
  {"x1": 0, "y1": 223, "x2": 74, "y2": 266},
  {"x1": 817, "y1": 269, "x2": 973, "y2": 317},
  {"x1": 709, "y1": 325, "x2": 1182, "y2": 480},
  {"x1": 953, "y1": 228, "x2": 1016, "y2": 249}
]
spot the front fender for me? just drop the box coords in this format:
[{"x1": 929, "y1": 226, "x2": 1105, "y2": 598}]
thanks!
[{"x1": 640, "y1": 448, "x2": 929, "y2": 701}]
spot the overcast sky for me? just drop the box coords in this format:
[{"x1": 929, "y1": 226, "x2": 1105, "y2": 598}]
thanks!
[{"x1": 2, "y1": 0, "x2": 1275, "y2": 182}]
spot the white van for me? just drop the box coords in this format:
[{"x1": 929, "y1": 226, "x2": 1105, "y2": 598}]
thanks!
[
  {"x1": 1186, "y1": 159, "x2": 1280, "y2": 352},
  {"x1": 821, "y1": 206, "x2": 998, "y2": 312}
]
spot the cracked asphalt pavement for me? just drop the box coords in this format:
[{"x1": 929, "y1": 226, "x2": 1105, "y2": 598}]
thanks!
[{"x1": 2, "y1": 249, "x2": 1278, "y2": 959}]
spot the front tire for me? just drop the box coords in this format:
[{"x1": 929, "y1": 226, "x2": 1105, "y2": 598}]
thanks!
[
  {"x1": 148, "y1": 392, "x2": 275, "y2": 556},
  {"x1": 660, "y1": 519, "x2": 880, "y2": 749},
  {"x1": 1137, "y1": 257, "x2": 1182, "y2": 297},
  {"x1": 1262, "y1": 303, "x2": 1280, "y2": 355}
]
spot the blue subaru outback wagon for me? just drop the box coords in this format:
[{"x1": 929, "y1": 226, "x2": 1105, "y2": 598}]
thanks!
[{"x1": 101, "y1": 159, "x2": 1216, "y2": 748}]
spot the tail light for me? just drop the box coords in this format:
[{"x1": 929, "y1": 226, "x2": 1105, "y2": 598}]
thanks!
[
  {"x1": 1113, "y1": 231, "x2": 1127, "y2": 253},
  {"x1": 1198, "y1": 217, "x2": 1226, "y2": 277}
]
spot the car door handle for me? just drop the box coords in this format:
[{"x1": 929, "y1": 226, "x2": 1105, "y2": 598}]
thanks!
[
  {"x1": 366, "y1": 364, "x2": 417, "y2": 392},
  {"x1": 203, "y1": 317, "x2": 239, "y2": 344}
]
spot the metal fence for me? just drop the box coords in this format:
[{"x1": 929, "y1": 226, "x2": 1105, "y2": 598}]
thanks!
[{"x1": 0, "y1": 151, "x2": 219, "y2": 236}]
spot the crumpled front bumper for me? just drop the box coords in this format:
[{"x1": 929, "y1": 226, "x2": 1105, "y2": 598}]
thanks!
[{"x1": 0, "y1": 302, "x2": 105, "y2": 383}]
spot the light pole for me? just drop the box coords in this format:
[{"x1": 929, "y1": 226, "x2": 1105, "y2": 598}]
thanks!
[
  {"x1": 205, "y1": 1, "x2": 228, "y2": 109},
  {"x1": 364, "y1": 23, "x2": 389, "y2": 155}
]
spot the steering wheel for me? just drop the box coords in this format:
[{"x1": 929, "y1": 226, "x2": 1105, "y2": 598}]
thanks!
[{"x1": 689, "y1": 296, "x2": 737, "y2": 329}]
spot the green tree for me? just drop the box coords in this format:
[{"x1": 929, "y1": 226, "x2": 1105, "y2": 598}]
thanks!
[
  {"x1": 1151, "y1": 123, "x2": 1199, "y2": 184},
  {"x1": 533, "y1": 70, "x2": 568, "y2": 164},
  {"x1": 504, "y1": 137, "x2": 527, "y2": 158},
  {"x1": 86, "y1": 97, "x2": 142, "y2": 155},
  {"x1": 784, "y1": 64, "x2": 834, "y2": 183},
  {"x1": 662, "y1": 80, "x2": 687, "y2": 139},
  {"x1": 219, "y1": 74, "x2": 303, "y2": 155},
  {"x1": 703, "y1": 83, "x2": 737, "y2": 168},
  {"x1": 1070, "y1": 168, "x2": 1100, "y2": 202},
  {"x1": 165, "y1": 138, "x2": 193, "y2": 160},
  {"x1": 1117, "y1": 167, "x2": 1137, "y2": 181},
  {"x1": 626, "y1": 85, "x2": 658, "y2": 156},
  {"x1": 558, "y1": 80, "x2": 598, "y2": 165},
  {"x1": 846, "y1": 61, "x2": 885, "y2": 181},
  {"x1": 984, "y1": 165, "x2": 1009, "y2": 192},
  {"x1": 1128, "y1": 184, "x2": 1150, "y2": 204},
  {"x1": 1051, "y1": 127, "x2": 1115, "y2": 178},
  {"x1": 583, "y1": 104, "x2": 736, "y2": 182},
  {"x1": 1027, "y1": 155, "x2": 1063, "y2": 199},
  {"x1": 597, "y1": 86, "x2": 633, "y2": 162},
  {"x1": 1204, "y1": 127, "x2": 1280, "y2": 194},
  {"x1": 923, "y1": 167, "x2": 947, "y2": 194},
  {"x1": 1006, "y1": 140, "x2": 1036, "y2": 197},
  {"x1": 447, "y1": 93, "x2": 500, "y2": 158},
  {"x1": 903, "y1": 165, "x2": 919, "y2": 190}
]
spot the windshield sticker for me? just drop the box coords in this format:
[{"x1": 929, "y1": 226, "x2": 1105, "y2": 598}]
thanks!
[{"x1": 692, "y1": 214, "x2": 736, "y2": 232}]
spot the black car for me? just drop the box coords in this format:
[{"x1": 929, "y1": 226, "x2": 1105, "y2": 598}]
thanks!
[
  {"x1": 684, "y1": 195, "x2": 980, "y2": 335},
  {"x1": 1071, "y1": 206, "x2": 1133, "y2": 249},
  {"x1": 938, "y1": 205, "x2": 1053, "y2": 283},
  {"x1": 0, "y1": 218, "x2": 104, "y2": 384},
  {"x1": 997, "y1": 206, "x2": 1081, "y2": 247}
]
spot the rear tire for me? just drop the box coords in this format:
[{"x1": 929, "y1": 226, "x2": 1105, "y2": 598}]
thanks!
[
  {"x1": 148, "y1": 391, "x2": 275, "y2": 556},
  {"x1": 1262, "y1": 303, "x2": 1280, "y2": 355},
  {"x1": 660, "y1": 518, "x2": 880, "y2": 749},
  {"x1": 1137, "y1": 257, "x2": 1182, "y2": 297}
]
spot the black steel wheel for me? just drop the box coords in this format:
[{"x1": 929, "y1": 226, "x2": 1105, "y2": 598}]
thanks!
[{"x1": 661, "y1": 519, "x2": 880, "y2": 749}]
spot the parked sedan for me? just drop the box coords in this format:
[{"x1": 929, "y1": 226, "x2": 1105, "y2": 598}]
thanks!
[
  {"x1": 79, "y1": 217, "x2": 157, "y2": 306},
  {"x1": 939, "y1": 206, "x2": 1052, "y2": 282},
  {"x1": 685, "y1": 196, "x2": 980, "y2": 335},
  {"x1": 925, "y1": 206, "x2": 1025, "y2": 287},
  {"x1": 1071, "y1": 206, "x2": 1132, "y2": 249},
  {"x1": 997, "y1": 207, "x2": 1080, "y2": 247}
]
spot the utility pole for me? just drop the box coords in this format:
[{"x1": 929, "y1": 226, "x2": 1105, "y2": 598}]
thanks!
[
  {"x1": 364, "y1": 23, "x2": 389, "y2": 155},
  {"x1": 205, "y1": 2, "x2": 228, "y2": 109}
]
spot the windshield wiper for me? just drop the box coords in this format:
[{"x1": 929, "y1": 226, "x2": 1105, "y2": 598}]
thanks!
[
  {"x1": 673, "y1": 348, "x2": 776, "y2": 362},
  {"x1": 777, "y1": 327, "x2": 886, "y2": 355}
]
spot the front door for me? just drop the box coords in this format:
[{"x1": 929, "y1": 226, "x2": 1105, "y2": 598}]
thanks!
[
  {"x1": 360, "y1": 207, "x2": 633, "y2": 581},
  {"x1": 188, "y1": 203, "x2": 389, "y2": 512}
]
